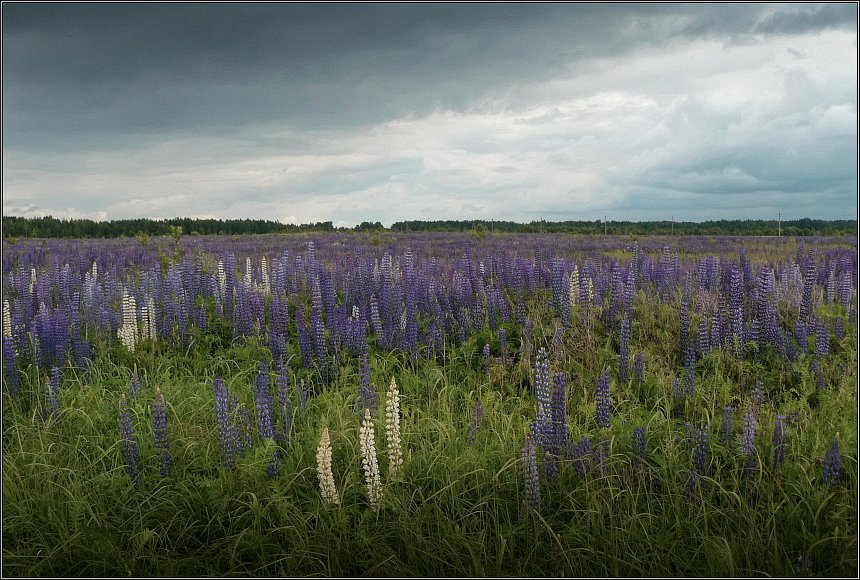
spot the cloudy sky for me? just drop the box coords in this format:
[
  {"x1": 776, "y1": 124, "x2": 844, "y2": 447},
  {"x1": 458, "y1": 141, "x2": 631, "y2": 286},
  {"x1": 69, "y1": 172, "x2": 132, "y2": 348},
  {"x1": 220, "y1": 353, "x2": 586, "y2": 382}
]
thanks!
[{"x1": 3, "y1": 3, "x2": 857, "y2": 227}]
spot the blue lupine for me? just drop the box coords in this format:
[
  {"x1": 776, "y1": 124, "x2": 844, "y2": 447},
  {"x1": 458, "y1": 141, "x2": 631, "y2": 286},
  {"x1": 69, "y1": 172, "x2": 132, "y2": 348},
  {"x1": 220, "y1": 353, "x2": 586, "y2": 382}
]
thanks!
[
  {"x1": 811, "y1": 360, "x2": 827, "y2": 390},
  {"x1": 679, "y1": 293, "x2": 690, "y2": 357},
  {"x1": 296, "y1": 309, "x2": 314, "y2": 369},
  {"x1": 633, "y1": 351, "x2": 644, "y2": 385},
  {"x1": 213, "y1": 377, "x2": 236, "y2": 469},
  {"x1": 255, "y1": 361, "x2": 274, "y2": 440},
  {"x1": 467, "y1": 397, "x2": 483, "y2": 444},
  {"x1": 683, "y1": 348, "x2": 695, "y2": 399},
  {"x1": 571, "y1": 435, "x2": 592, "y2": 477},
  {"x1": 596, "y1": 369, "x2": 611, "y2": 430},
  {"x1": 773, "y1": 415, "x2": 786, "y2": 471},
  {"x1": 834, "y1": 316, "x2": 843, "y2": 340},
  {"x1": 800, "y1": 259, "x2": 815, "y2": 324},
  {"x1": 483, "y1": 343, "x2": 491, "y2": 376},
  {"x1": 815, "y1": 319, "x2": 829, "y2": 358},
  {"x1": 551, "y1": 372, "x2": 569, "y2": 448},
  {"x1": 720, "y1": 406, "x2": 734, "y2": 445},
  {"x1": 267, "y1": 449, "x2": 281, "y2": 478},
  {"x1": 153, "y1": 388, "x2": 172, "y2": 477},
  {"x1": 823, "y1": 435, "x2": 840, "y2": 485},
  {"x1": 619, "y1": 315, "x2": 631, "y2": 385},
  {"x1": 129, "y1": 373, "x2": 142, "y2": 402},
  {"x1": 119, "y1": 394, "x2": 142, "y2": 480},
  {"x1": 693, "y1": 425, "x2": 708, "y2": 475},
  {"x1": 632, "y1": 426, "x2": 646, "y2": 461},
  {"x1": 742, "y1": 408, "x2": 756, "y2": 456},
  {"x1": 522, "y1": 435, "x2": 541, "y2": 513},
  {"x1": 530, "y1": 348, "x2": 552, "y2": 446},
  {"x1": 3, "y1": 337, "x2": 20, "y2": 399},
  {"x1": 730, "y1": 267, "x2": 744, "y2": 357}
]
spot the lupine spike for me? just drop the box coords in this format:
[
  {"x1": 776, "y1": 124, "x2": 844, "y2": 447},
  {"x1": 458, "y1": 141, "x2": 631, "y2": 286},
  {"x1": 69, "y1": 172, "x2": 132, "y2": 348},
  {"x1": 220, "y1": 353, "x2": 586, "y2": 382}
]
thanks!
[
  {"x1": 823, "y1": 434, "x2": 841, "y2": 485},
  {"x1": 596, "y1": 369, "x2": 611, "y2": 429},
  {"x1": 384, "y1": 377, "x2": 403, "y2": 478},
  {"x1": 317, "y1": 427, "x2": 339, "y2": 505},
  {"x1": 119, "y1": 394, "x2": 142, "y2": 480},
  {"x1": 153, "y1": 388, "x2": 172, "y2": 477},
  {"x1": 359, "y1": 408, "x2": 382, "y2": 507},
  {"x1": 522, "y1": 434, "x2": 541, "y2": 513}
]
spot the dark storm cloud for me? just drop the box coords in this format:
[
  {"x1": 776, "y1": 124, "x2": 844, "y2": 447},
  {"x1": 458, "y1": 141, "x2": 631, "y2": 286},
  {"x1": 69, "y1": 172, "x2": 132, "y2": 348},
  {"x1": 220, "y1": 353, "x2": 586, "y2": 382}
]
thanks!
[{"x1": 754, "y1": 3, "x2": 857, "y2": 35}]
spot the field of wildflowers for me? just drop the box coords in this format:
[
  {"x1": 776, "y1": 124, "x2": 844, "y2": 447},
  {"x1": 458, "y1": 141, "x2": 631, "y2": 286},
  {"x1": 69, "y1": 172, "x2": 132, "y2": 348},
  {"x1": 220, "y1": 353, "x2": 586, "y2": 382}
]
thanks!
[{"x1": 2, "y1": 231, "x2": 856, "y2": 576}]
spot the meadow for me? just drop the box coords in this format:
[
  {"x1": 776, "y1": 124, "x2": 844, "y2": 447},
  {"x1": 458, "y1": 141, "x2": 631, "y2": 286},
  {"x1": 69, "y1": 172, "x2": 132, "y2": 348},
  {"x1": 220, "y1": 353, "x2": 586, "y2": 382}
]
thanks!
[{"x1": 2, "y1": 231, "x2": 857, "y2": 577}]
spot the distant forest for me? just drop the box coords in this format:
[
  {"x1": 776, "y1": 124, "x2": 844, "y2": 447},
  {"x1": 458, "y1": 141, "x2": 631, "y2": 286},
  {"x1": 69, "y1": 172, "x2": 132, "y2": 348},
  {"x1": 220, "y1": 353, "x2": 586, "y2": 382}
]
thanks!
[{"x1": 1, "y1": 215, "x2": 856, "y2": 239}]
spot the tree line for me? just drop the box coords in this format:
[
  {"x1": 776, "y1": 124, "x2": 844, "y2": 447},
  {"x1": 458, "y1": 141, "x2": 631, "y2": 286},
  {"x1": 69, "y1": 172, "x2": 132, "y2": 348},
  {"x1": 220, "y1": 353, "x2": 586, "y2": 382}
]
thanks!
[{"x1": 1, "y1": 215, "x2": 855, "y2": 239}]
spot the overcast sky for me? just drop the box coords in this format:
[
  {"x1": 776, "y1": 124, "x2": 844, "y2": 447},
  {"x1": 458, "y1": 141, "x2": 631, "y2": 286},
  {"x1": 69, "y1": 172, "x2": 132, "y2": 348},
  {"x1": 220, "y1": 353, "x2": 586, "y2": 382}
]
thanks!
[{"x1": 3, "y1": 3, "x2": 857, "y2": 227}]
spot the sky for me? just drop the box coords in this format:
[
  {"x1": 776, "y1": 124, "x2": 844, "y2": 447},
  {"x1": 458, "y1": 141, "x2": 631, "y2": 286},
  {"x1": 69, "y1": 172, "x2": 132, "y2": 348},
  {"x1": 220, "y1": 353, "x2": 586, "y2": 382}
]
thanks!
[{"x1": 2, "y1": 3, "x2": 857, "y2": 228}]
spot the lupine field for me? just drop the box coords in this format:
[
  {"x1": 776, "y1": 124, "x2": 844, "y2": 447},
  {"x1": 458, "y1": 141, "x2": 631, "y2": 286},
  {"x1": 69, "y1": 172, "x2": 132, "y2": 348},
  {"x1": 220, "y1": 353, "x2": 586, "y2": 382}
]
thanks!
[{"x1": 2, "y1": 231, "x2": 857, "y2": 576}]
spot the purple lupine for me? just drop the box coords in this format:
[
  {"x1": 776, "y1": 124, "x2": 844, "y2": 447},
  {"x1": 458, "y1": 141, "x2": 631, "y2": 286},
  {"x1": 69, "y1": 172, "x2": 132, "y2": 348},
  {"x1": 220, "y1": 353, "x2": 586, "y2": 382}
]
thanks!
[
  {"x1": 632, "y1": 426, "x2": 646, "y2": 461},
  {"x1": 697, "y1": 316, "x2": 711, "y2": 356},
  {"x1": 467, "y1": 397, "x2": 483, "y2": 444},
  {"x1": 633, "y1": 351, "x2": 644, "y2": 386},
  {"x1": 153, "y1": 388, "x2": 172, "y2": 478},
  {"x1": 815, "y1": 319, "x2": 829, "y2": 358},
  {"x1": 811, "y1": 359, "x2": 827, "y2": 390},
  {"x1": 129, "y1": 373, "x2": 142, "y2": 402},
  {"x1": 742, "y1": 407, "x2": 756, "y2": 456},
  {"x1": 312, "y1": 310, "x2": 329, "y2": 386},
  {"x1": 522, "y1": 434, "x2": 541, "y2": 513},
  {"x1": 119, "y1": 394, "x2": 143, "y2": 480},
  {"x1": 483, "y1": 343, "x2": 491, "y2": 376},
  {"x1": 275, "y1": 363, "x2": 292, "y2": 443},
  {"x1": 720, "y1": 406, "x2": 734, "y2": 445},
  {"x1": 3, "y1": 337, "x2": 20, "y2": 399},
  {"x1": 551, "y1": 372, "x2": 569, "y2": 448},
  {"x1": 822, "y1": 435, "x2": 841, "y2": 485},
  {"x1": 213, "y1": 377, "x2": 236, "y2": 469},
  {"x1": 693, "y1": 425, "x2": 708, "y2": 475},
  {"x1": 799, "y1": 259, "x2": 816, "y2": 324},
  {"x1": 772, "y1": 415, "x2": 786, "y2": 471},
  {"x1": 530, "y1": 348, "x2": 552, "y2": 447},
  {"x1": 618, "y1": 315, "x2": 631, "y2": 385},
  {"x1": 572, "y1": 435, "x2": 592, "y2": 477},
  {"x1": 834, "y1": 317, "x2": 844, "y2": 340},
  {"x1": 45, "y1": 366, "x2": 62, "y2": 420},
  {"x1": 267, "y1": 449, "x2": 281, "y2": 478},
  {"x1": 296, "y1": 309, "x2": 314, "y2": 369},
  {"x1": 730, "y1": 267, "x2": 744, "y2": 357},
  {"x1": 255, "y1": 361, "x2": 274, "y2": 441},
  {"x1": 679, "y1": 292, "x2": 690, "y2": 357},
  {"x1": 596, "y1": 369, "x2": 611, "y2": 429}
]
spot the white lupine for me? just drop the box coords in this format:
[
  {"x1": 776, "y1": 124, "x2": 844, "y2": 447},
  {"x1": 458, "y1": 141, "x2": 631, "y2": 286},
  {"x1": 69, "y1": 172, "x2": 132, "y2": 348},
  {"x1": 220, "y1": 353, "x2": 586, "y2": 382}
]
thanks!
[
  {"x1": 118, "y1": 290, "x2": 137, "y2": 352},
  {"x1": 359, "y1": 409, "x2": 382, "y2": 507},
  {"x1": 260, "y1": 257, "x2": 270, "y2": 296},
  {"x1": 29, "y1": 267, "x2": 36, "y2": 294},
  {"x1": 90, "y1": 261, "x2": 98, "y2": 280},
  {"x1": 385, "y1": 377, "x2": 403, "y2": 478},
  {"x1": 217, "y1": 260, "x2": 226, "y2": 295},
  {"x1": 244, "y1": 256, "x2": 252, "y2": 286},
  {"x1": 569, "y1": 265, "x2": 579, "y2": 308},
  {"x1": 316, "y1": 427, "x2": 339, "y2": 505},
  {"x1": 142, "y1": 296, "x2": 157, "y2": 341},
  {"x1": 3, "y1": 299, "x2": 12, "y2": 339}
]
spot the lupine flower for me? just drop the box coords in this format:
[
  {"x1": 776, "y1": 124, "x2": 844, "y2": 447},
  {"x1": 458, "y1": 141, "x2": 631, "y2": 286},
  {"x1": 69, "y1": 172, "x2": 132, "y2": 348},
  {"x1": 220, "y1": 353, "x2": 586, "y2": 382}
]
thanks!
[
  {"x1": 683, "y1": 348, "x2": 695, "y2": 398},
  {"x1": 119, "y1": 394, "x2": 142, "y2": 480},
  {"x1": 483, "y1": 343, "x2": 491, "y2": 376},
  {"x1": 267, "y1": 449, "x2": 281, "y2": 478},
  {"x1": 815, "y1": 319, "x2": 829, "y2": 358},
  {"x1": 823, "y1": 434, "x2": 840, "y2": 485},
  {"x1": 213, "y1": 377, "x2": 236, "y2": 469},
  {"x1": 773, "y1": 415, "x2": 786, "y2": 471},
  {"x1": 811, "y1": 360, "x2": 827, "y2": 390},
  {"x1": 359, "y1": 408, "x2": 382, "y2": 507},
  {"x1": 3, "y1": 337, "x2": 20, "y2": 399},
  {"x1": 632, "y1": 426, "x2": 646, "y2": 461},
  {"x1": 153, "y1": 388, "x2": 172, "y2": 477},
  {"x1": 129, "y1": 372, "x2": 142, "y2": 402},
  {"x1": 834, "y1": 316, "x2": 844, "y2": 340},
  {"x1": 521, "y1": 434, "x2": 541, "y2": 513},
  {"x1": 357, "y1": 351, "x2": 378, "y2": 420},
  {"x1": 633, "y1": 351, "x2": 644, "y2": 385},
  {"x1": 467, "y1": 397, "x2": 483, "y2": 444},
  {"x1": 742, "y1": 408, "x2": 756, "y2": 456},
  {"x1": 531, "y1": 348, "x2": 552, "y2": 446},
  {"x1": 255, "y1": 361, "x2": 274, "y2": 440},
  {"x1": 596, "y1": 369, "x2": 611, "y2": 429},
  {"x1": 118, "y1": 289, "x2": 138, "y2": 352},
  {"x1": 619, "y1": 315, "x2": 631, "y2": 385},
  {"x1": 693, "y1": 425, "x2": 708, "y2": 475},
  {"x1": 572, "y1": 435, "x2": 592, "y2": 477},
  {"x1": 384, "y1": 377, "x2": 403, "y2": 478},
  {"x1": 316, "y1": 427, "x2": 339, "y2": 505},
  {"x1": 551, "y1": 371, "x2": 569, "y2": 449},
  {"x1": 720, "y1": 406, "x2": 734, "y2": 445}
]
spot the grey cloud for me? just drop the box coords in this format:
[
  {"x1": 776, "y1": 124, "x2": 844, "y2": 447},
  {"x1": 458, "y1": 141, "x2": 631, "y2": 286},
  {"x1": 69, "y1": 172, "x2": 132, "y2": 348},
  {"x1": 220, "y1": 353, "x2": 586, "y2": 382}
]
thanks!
[{"x1": 754, "y1": 3, "x2": 857, "y2": 35}]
